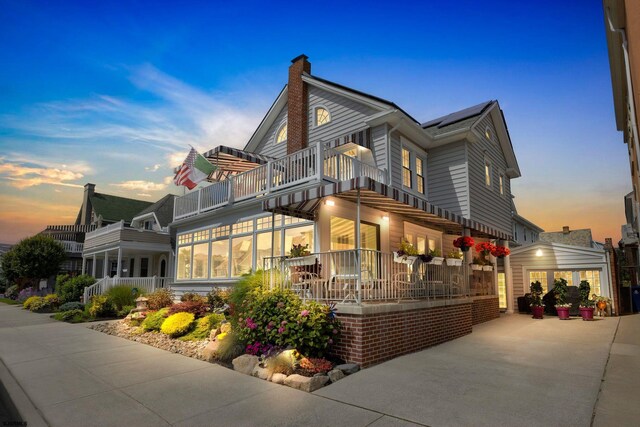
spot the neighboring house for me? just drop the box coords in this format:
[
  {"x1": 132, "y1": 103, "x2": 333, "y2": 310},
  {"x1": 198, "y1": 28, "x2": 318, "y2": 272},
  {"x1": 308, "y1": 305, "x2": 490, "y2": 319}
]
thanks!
[
  {"x1": 603, "y1": 0, "x2": 640, "y2": 302},
  {"x1": 81, "y1": 194, "x2": 175, "y2": 283},
  {"x1": 40, "y1": 183, "x2": 153, "y2": 275},
  {"x1": 509, "y1": 226, "x2": 616, "y2": 313},
  {"x1": 511, "y1": 200, "x2": 544, "y2": 247},
  {"x1": 168, "y1": 55, "x2": 525, "y2": 365}
]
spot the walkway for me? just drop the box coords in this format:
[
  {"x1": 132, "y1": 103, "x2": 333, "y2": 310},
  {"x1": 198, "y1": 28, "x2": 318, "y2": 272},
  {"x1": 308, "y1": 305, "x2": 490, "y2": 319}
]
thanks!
[{"x1": 0, "y1": 303, "x2": 634, "y2": 426}]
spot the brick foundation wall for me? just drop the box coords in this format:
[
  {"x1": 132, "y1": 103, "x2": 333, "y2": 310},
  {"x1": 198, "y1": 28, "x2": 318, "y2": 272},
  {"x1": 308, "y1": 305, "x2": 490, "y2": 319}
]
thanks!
[
  {"x1": 331, "y1": 302, "x2": 472, "y2": 367},
  {"x1": 471, "y1": 296, "x2": 500, "y2": 325}
]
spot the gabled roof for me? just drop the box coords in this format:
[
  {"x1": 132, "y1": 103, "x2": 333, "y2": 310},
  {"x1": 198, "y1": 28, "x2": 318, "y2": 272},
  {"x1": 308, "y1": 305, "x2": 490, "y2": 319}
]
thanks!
[
  {"x1": 133, "y1": 194, "x2": 175, "y2": 228},
  {"x1": 539, "y1": 228, "x2": 595, "y2": 249},
  {"x1": 421, "y1": 101, "x2": 493, "y2": 135},
  {"x1": 90, "y1": 193, "x2": 153, "y2": 224}
]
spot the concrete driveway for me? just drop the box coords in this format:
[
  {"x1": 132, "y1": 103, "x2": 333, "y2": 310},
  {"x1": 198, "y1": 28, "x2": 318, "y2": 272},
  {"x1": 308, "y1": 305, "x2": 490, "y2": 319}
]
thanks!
[{"x1": 0, "y1": 303, "x2": 630, "y2": 426}]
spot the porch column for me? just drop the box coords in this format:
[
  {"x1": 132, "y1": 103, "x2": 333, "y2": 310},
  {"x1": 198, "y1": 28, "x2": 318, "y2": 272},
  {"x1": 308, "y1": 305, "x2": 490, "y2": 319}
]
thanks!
[
  {"x1": 81, "y1": 257, "x2": 86, "y2": 275},
  {"x1": 117, "y1": 248, "x2": 122, "y2": 278},
  {"x1": 104, "y1": 251, "x2": 109, "y2": 278},
  {"x1": 463, "y1": 228, "x2": 472, "y2": 295},
  {"x1": 92, "y1": 254, "x2": 97, "y2": 276},
  {"x1": 503, "y1": 240, "x2": 514, "y2": 314},
  {"x1": 356, "y1": 188, "x2": 361, "y2": 303}
]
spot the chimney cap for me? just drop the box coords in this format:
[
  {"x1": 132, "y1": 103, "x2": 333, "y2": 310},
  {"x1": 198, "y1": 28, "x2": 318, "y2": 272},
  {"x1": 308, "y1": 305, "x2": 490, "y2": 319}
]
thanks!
[
  {"x1": 84, "y1": 183, "x2": 96, "y2": 188},
  {"x1": 562, "y1": 226, "x2": 570, "y2": 234},
  {"x1": 291, "y1": 54, "x2": 309, "y2": 64}
]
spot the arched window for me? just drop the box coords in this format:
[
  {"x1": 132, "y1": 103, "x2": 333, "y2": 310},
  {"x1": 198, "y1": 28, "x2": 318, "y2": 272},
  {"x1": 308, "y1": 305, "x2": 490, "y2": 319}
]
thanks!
[
  {"x1": 276, "y1": 122, "x2": 287, "y2": 144},
  {"x1": 484, "y1": 126, "x2": 492, "y2": 141},
  {"x1": 315, "y1": 107, "x2": 331, "y2": 127}
]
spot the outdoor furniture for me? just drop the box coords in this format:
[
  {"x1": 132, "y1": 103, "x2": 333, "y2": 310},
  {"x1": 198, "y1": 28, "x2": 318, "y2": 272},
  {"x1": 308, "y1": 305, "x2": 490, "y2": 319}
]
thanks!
[{"x1": 393, "y1": 272, "x2": 423, "y2": 300}]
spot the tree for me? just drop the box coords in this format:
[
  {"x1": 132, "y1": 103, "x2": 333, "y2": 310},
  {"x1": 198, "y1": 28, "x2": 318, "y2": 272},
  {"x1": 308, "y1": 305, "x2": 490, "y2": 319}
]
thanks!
[{"x1": 1, "y1": 235, "x2": 66, "y2": 288}]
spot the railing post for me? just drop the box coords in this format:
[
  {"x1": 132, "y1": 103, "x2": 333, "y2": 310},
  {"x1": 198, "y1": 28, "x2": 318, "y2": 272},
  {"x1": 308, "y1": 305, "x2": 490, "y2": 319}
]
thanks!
[
  {"x1": 266, "y1": 162, "x2": 273, "y2": 194},
  {"x1": 228, "y1": 176, "x2": 235, "y2": 205},
  {"x1": 197, "y1": 189, "x2": 202, "y2": 214},
  {"x1": 316, "y1": 142, "x2": 323, "y2": 181},
  {"x1": 152, "y1": 276, "x2": 156, "y2": 292}
]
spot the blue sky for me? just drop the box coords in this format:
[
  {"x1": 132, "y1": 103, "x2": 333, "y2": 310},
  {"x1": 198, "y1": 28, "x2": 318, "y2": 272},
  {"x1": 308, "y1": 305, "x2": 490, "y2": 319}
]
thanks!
[{"x1": 0, "y1": 0, "x2": 629, "y2": 243}]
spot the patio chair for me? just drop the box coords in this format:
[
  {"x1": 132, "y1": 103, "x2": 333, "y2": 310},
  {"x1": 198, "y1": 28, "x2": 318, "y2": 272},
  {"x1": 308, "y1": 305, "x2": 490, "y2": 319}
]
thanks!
[{"x1": 393, "y1": 272, "x2": 423, "y2": 300}]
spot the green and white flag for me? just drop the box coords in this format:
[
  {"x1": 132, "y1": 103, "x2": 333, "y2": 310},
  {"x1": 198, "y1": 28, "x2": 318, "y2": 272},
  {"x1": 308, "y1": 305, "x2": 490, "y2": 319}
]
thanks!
[{"x1": 173, "y1": 148, "x2": 216, "y2": 189}]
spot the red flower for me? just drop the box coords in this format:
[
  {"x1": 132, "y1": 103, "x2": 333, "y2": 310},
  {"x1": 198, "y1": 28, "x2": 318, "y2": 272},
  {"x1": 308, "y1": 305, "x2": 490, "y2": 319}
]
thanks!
[
  {"x1": 490, "y1": 245, "x2": 511, "y2": 257},
  {"x1": 475, "y1": 242, "x2": 496, "y2": 254},
  {"x1": 453, "y1": 236, "x2": 475, "y2": 249}
]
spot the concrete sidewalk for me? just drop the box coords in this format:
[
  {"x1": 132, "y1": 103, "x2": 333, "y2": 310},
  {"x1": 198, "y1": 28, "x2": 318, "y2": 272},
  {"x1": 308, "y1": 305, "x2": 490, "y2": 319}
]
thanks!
[{"x1": 0, "y1": 302, "x2": 634, "y2": 426}]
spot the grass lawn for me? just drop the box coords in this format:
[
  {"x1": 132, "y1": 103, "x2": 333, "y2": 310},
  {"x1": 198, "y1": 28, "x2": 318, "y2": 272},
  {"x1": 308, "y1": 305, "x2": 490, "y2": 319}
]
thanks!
[{"x1": 0, "y1": 298, "x2": 19, "y2": 305}]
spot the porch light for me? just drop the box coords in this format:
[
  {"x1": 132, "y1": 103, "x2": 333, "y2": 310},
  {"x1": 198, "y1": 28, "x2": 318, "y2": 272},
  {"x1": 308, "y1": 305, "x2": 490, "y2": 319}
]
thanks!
[
  {"x1": 324, "y1": 199, "x2": 335, "y2": 206},
  {"x1": 382, "y1": 215, "x2": 389, "y2": 221},
  {"x1": 536, "y1": 249, "x2": 543, "y2": 257}
]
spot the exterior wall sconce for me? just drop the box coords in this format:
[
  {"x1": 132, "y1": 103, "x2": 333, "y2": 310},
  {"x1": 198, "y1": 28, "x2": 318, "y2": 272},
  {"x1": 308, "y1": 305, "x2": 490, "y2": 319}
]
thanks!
[
  {"x1": 536, "y1": 249, "x2": 543, "y2": 257},
  {"x1": 382, "y1": 215, "x2": 389, "y2": 221}
]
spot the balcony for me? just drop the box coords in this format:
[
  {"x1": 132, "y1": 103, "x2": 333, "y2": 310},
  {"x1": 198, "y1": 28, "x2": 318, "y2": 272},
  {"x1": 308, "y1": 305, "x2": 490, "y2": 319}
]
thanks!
[
  {"x1": 59, "y1": 240, "x2": 84, "y2": 254},
  {"x1": 174, "y1": 144, "x2": 388, "y2": 220},
  {"x1": 83, "y1": 220, "x2": 170, "y2": 253},
  {"x1": 263, "y1": 249, "x2": 474, "y2": 304}
]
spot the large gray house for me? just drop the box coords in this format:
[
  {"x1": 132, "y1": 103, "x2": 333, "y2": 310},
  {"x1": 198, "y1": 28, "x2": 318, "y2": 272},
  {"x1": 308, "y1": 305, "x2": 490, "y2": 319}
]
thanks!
[{"x1": 164, "y1": 55, "x2": 526, "y2": 365}]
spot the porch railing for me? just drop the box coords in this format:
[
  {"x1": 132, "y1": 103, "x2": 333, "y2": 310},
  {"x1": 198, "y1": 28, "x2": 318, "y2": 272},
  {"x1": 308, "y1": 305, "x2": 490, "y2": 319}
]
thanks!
[
  {"x1": 263, "y1": 249, "x2": 471, "y2": 304},
  {"x1": 59, "y1": 240, "x2": 84, "y2": 254},
  {"x1": 83, "y1": 276, "x2": 169, "y2": 303},
  {"x1": 174, "y1": 143, "x2": 388, "y2": 220}
]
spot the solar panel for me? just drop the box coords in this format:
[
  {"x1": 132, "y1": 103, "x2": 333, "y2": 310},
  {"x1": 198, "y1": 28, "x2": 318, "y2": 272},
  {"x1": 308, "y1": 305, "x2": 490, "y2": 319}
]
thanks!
[{"x1": 421, "y1": 101, "x2": 493, "y2": 128}]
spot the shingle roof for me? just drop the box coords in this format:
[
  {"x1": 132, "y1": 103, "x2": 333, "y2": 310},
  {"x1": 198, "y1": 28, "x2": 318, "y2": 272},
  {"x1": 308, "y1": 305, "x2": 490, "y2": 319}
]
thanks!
[
  {"x1": 421, "y1": 101, "x2": 494, "y2": 136},
  {"x1": 134, "y1": 194, "x2": 175, "y2": 228},
  {"x1": 90, "y1": 193, "x2": 153, "y2": 224}
]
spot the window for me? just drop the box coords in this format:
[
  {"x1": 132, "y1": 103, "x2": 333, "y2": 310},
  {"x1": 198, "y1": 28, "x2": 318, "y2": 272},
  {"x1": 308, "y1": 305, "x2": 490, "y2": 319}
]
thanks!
[
  {"x1": 276, "y1": 122, "x2": 287, "y2": 144},
  {"x1": 284, "y1": 225, "x2": 314, "y2": 256},
  {"x1": 485, "y1": 158, "x2": 492, "y2": 187},
  {"x1": 210, "y1": 239, "x2": 229, "y2": 278},
  {"x1": 416, "y1": 157, "x2": 425, "y2": 194},
  {"x1": 194, "y1": 230, "x2": 210, "y2": 242},
  {"x1": 499, "y1": 174, "x2": 504, "y2": 195},
  {"x1": 402, "y1": 148, "x2": 411, "y2": 187},
  {"x1": 485, "y1": 126, "x2": 492, "y2": 141},
  {"x1": 553, "y1": 271, "x2": 573, "y2": 287},
  {"x1": 231, "y1": 236, "x2": 253, "y2": 276},
  {"x1": 256, "y1": 231, "x2": 281, "y2": 270},
  {"x1": 529, "y1": 271, "x2": 548, "y2": 293},
  {"x1": 144, "y1": 220, "x2": 153, "y2": 230},
  {"x1": 192, "y1": 243, "x2": 209, "y2": 279},
  {"x1": 140, "y1": 258, "x2": 149, "y2": 277},
  {"x1": 331, "y1": 217, "x2": 355, "y2": 250},
  {"x1": 579, "y1": 270, "x2": 601, "y2": 295},
  {"x1": 315, "y1": 107, "x2": 331, "y2": 126},
  {"x1": 178, "y1": 233, "x2": 192, "y2": 245},
  {"x1": 212, "y1": 225, "x2": 230, "y2": 238},
  {"x1": 233, "y1": 220, "x2": 254, "y2": 234}
]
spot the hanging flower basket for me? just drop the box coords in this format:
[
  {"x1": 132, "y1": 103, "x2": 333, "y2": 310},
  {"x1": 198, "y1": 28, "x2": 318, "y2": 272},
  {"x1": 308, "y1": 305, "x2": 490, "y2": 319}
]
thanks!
[
  {"x1": 446, "y1": 258, "x2": 463, "y2": 267},
  {"x1": 285, "y1": 255, "x2": 317, "y2": 266},
  {"x1": 453, "y1": 236, "x2": 475, "y2": 252},
  {"x1": 471, "y1": 264, "x2": 483, "y2": 271},
  {"x1": 491, "y1": 245, "x2": 511, "y2": 258},
  {"x1": 482, "y1": 265, "x2": 493, "y2": 271},
  {"x1": 394, "y1": 252, "x2": 418, "y2": 265},
  {"x1": 428, "y1": 256, "x2": 445, "y2": 266}
]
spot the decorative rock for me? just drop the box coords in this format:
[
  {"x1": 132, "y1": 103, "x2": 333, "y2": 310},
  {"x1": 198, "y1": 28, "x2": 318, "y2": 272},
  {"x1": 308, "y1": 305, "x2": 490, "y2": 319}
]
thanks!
[
  {"x1": 284, "y1": 374, "x2": 329, "y2": 392},
  {"x1": 209, "y1": 327, "x2": 220, "y2": 341},
  {"x1": 335, "y1": 363, "x2": 360, "y2": 375},
  {"x1": 232, "y1": 355, "x2": 259, "y2": 375},
  {"x1": 220, "y1": 322, "x2": 232, "y2": 334},
  {"x1": 327, "y1": 369, "x2": 345, "y2": 383},
  {"x1": 201, "y1": 340, "x2": 220, "y2": 362},
  {"x1": 252, "y1": 365, "x2": 270, "y2": 380},
  {"x1": 270, "y1": 373, "x2": 287, "y2": 384}
]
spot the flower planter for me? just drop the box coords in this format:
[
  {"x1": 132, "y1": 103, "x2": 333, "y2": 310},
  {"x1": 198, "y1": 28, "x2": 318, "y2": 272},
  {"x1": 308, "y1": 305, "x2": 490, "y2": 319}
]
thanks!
[
  {"x1": 531, "y1": 306, "x2": 544, "y2": 319},
  {"x1": 393, "y1": 253, "x2": 418, "y2": 265},
  {"x1": 556, "y1": 306, "x2": 571, "y2": 320},
  {"x1": 428, "y1": 256, "x2": 444, "y2": 266},
  {"x1": 579, "y1": 307, "x2": 595, "y2": 321},
  {"x1": 482, "y1": 265, "x2": 493, "y2": 271},
  {"x1": 445, "y1": 258, "x2": 463, "y2": 267},
  {"x1": 470, "y1": 264, "x2": 483, "y2": 271},
  {"x1": 285, "y1": 255, "x2": 317, "y2": 266}
]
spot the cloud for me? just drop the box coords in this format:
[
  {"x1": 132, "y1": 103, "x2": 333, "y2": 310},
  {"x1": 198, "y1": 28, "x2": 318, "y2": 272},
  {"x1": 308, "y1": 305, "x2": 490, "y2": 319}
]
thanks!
[
  {"x1": 0, "y1": 159, "x2": 85, "y2": 189},
  {"x1": 110, "y1": 180, "x2": 167, "y2": 191},
  {"x1": 145, "y1": 164, "x2": 162, "y2": 172}
]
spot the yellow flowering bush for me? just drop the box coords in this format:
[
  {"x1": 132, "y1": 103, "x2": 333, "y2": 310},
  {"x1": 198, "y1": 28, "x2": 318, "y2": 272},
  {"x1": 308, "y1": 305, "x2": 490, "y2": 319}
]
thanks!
[
  {"x1": 160, "y1": 312, "x2": 195, "y2": 337},
  {"x1": 23, "y1": 296, "x2": 41, "y2": 310}
]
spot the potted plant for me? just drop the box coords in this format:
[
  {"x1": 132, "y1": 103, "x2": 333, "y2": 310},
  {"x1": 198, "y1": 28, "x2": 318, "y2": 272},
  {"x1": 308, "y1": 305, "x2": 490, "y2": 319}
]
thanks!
[
  {"x1": 427, "y1": 248, "x2": 444, "y2": 265},
  {"x1": 286, "y1": 244, "x2": 317, "y2": 283},
  {"x1": 553, "y1": 278, "x2": 571, "y2": 320},
  {"x1": 453, "y1": 236, "x2": 475, "y2": 252},
  {"x1": 394, "y1": 239, "x2": 419, "y2": 265},
  {"x1": 445, "y1": 250, "x2": 463, "y2": 267},
  {"x1": 593, "y1": 295, "x2": 611, "y2": 317},
  {"x1": 490, "y1": 245, "x2": 511, "y2": 258},
  {"x1": 529, "y1": 281, "x2": 545, "y2": 319},
  {"x1": 470, "y1": 257, "x2": 484, "y2": 271},
  {"x1": 578, "y1": 280, "x2": 595, "y2": 321}
]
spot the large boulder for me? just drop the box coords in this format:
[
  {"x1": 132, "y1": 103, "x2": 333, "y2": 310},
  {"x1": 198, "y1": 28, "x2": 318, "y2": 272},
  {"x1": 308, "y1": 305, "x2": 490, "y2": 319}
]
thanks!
[
  {"x1": 201, "y1": 340, "x2": 220, "y2": 362},
  {"x1": 271, "y1": 373, "x2": 287, "y2": 384},
  {"x1": 327, "y1": 368, "x2": 345, "y2": 383},
  {"x1": 252, "y1": 365, "x2": 270, "y2": 380},
  {"x1": 334, "y1": 363, "x2": 360, "y2": 375},
  {"x1": 284, "y1": 374, "x2": 329, "y2": 392},
  {"x1": 232, "y1": 355, "x2": 259, "y2": 375}
]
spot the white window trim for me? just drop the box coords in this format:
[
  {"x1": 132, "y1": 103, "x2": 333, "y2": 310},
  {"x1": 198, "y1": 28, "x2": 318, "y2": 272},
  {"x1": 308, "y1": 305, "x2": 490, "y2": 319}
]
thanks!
[
  {"x1": 498, "y1": 170, "x2": 505, "y2": 196},
  {"x1": 313, "y1": 105, "x2": 331, "y2": 128}
]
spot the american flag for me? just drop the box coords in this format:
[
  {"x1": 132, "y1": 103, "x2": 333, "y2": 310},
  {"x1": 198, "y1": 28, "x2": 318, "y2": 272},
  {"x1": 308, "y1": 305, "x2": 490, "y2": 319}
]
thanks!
[{"x1": 173, "y1": 148, "x2": 198, "y2": 190}]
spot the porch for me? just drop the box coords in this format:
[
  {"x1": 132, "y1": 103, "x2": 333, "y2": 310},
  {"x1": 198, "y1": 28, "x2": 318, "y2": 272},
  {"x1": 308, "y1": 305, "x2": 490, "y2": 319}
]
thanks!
[{"x1": 82, "y1": 275, "x2": 170, "y2": 304}]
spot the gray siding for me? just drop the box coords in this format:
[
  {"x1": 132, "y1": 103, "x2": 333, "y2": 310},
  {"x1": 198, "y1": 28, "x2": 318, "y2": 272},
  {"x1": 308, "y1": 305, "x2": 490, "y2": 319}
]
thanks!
[
  {"x1": 389, "y1": 132, "x2": 402, "y2": 188},
  {"x1": 370, "y1": 124, "x2": 388, "y2": 172},
  {"x1": 468, "y1": 115, "x2": 512, "y2": 236},
  {"x1": 308, "y1": 86, "x2": 377, "y2": 145},
  {"x1": 253, "y1": 104, "x2": 288, "y2": 158},
  {"x1": 426, "y1": 141, "x2": 469, "y2": 217}
]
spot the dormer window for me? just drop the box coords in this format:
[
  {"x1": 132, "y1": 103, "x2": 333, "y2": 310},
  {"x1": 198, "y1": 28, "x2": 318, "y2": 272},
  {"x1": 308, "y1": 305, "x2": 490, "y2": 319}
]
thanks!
[
  {"x1": 276, "y1": 122, "x2": 287, "y2": 144},
  {"x1": 144, "y1": 220, "x2": 153, "y2": 230},
  {"x1": 315, "y1": 107, "x2": 331, "y2": 127}
]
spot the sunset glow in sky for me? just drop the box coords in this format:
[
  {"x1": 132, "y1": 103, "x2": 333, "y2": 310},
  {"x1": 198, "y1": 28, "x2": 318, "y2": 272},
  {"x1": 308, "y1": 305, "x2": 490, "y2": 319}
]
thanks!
[{"x1": 0, "y1": 0, "x2": 629, "y2": 243}]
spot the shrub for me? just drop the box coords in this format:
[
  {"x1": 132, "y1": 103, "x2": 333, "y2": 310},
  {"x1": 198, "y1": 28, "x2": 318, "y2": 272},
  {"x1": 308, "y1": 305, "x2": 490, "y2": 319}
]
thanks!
[
  {"x1": 59, "y1": 301, "x2": 85, "y2": 312},
  {"x1": 180, "y1": 313, "x2": 226, "y2": 341},
  {"x1": 58, "y1": 275, "x2": 96, "y2": 303},
  {"x1": 54, "y1": 309, "x2": 85, "y2": 323},
  {"x1": 207, "y1": 288, "x2": 230, "y2": 310},
  {"x1": 118, "y1": 305, "x2": 135, "y2": 317},
  {"x1": 228, "y1": 271, "x2": 266, "y2": 319},
  {"x1": 264, "y1": 349, "x2": 298, "y2": 376},
  {"x1": 106, "y1": 285, "x2": 142, "y2": 311},
  {"x1": 17, "y1": 287, "x2": 38, "y2": 303},
  {"x1": 180, "y1": 292, "x2": 207, "y2": 303},
  {"x1": 168, "y1": 300, "x2": 210, "y2": 318},
  {"x1": 147, "y1": 288, "x2": 174, "y2": 310},
  {"x1": 5, "y1": 285, "x2": 19, "y2": 300},
  {"x1": 141, "y1": 307, "x2": 170, "y2": 331},
  {"x1": 88, "y1": 295, "x2": 117, "y2": 318},
  {"x1": 214, "y1": 330, "x2": 244, "y2": 362},
  {"x1": 161, "y1": 312, "x2": 195, "y2": 338},
  {"x1": 298, "y1": 357, "x2": 333, "y2": 375},
  {"x1": 23, "y1": 296, "x2": 41, "y2": 310}
]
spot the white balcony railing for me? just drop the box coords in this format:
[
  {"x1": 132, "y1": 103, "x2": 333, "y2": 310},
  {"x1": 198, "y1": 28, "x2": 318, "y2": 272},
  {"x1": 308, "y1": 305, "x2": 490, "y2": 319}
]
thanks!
[
  {"x1": 174, "y1": 143, "x2": 388, "y2": 220},
  {"x1": 263, "y1": 249, "x2": 473, "y2": 304},
  {"x1": 60, "y1": 241, "x2": 84, "y2": 254},
  {"x1": 85, "y1": 220, "x2": 126, "y2": 239}
]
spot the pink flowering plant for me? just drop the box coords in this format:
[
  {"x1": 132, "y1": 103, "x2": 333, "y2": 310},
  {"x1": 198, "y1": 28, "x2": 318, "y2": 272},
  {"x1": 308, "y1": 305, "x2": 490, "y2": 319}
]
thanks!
[{"x1": 236, "y1": 288, "x2": 341, "y2": 357}]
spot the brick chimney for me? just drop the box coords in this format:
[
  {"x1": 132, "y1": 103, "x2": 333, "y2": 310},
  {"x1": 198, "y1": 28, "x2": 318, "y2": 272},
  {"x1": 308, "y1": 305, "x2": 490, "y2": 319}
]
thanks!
[
  {"x1": 80, "y1": 183, "x2": 95, "y2": 225},
  {"x1": 562, "y1": 226, "x2": 570, "y2": 234},
  {"x1": 287, "y1": 54, "x2": 311, "y2": 154}
]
